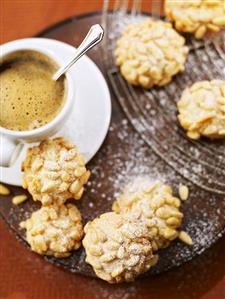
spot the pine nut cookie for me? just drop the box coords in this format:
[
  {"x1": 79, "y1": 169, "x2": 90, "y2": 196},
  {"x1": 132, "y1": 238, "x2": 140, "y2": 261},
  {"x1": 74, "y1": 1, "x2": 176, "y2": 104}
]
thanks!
[
  {"x1": 115, "y1": 18, "x2": 188, "y2": 88},
  {"x1": 112, "y1": 178, "x2": 184, "y2": 251},
  {"x1": 177, "y1": 80, "x2": 225, "y2": 140},
  {"x1": 83, "y1": 212, "x2": 158, "y2": 283},
  {"x1": 20, "y1": 203, "x2": 83, "y2": 258},
  {"x1": 22, "y1": 138, "x2": 90, "y2": 205},
  {"x1": 165, "y1": 0, "x2": 225, "y2": 39}
]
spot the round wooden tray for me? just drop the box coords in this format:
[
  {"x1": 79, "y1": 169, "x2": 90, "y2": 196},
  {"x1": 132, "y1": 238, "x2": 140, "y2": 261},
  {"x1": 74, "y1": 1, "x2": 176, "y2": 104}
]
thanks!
[{"x1": 0, "y1": 13, "x2": 224, "y2": 279}]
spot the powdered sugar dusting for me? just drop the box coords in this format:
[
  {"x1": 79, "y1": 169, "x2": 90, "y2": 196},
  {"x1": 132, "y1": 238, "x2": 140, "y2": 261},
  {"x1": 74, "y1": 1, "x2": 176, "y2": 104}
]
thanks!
[
  {"x1": 0, "y1": 13, "x2": 224, "y2": 279},
  {"x1": 83, "y1": 118, "x2": 224, "y2": 275}
]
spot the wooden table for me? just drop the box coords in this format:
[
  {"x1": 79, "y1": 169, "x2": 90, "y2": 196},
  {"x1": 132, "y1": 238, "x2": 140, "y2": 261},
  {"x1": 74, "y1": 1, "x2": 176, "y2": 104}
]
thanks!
[{"x1": 0, "y1": 1, "x2": 225, "y2": 299}]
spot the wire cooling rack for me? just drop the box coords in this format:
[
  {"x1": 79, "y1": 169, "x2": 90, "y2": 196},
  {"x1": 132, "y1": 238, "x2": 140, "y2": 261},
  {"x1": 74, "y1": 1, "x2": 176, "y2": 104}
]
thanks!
[{"x1": 101, "y1": 10, "x2": 225, "y2": 196}]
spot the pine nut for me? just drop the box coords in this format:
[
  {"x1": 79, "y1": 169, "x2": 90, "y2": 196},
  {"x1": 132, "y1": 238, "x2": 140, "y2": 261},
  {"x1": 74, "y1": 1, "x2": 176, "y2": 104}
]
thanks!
[
  {"x1": 0, "y1": 183, "x2": 10, "y2": 195},
  {"x1": 179, "y1": 184, "x2": 189, "y2": 201},
  {"x1": 12, "y1": 195, "x2": 28, "y2": 205},
  {"x1": 179, "y1": 231, "x2": 193, "y2": 245}
]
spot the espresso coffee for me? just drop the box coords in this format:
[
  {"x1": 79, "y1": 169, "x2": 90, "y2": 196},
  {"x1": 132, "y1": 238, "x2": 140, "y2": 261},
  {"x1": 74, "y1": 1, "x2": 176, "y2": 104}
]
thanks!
[{"x1": 0, "y1": 50, "x2": 65, "y2": 131}]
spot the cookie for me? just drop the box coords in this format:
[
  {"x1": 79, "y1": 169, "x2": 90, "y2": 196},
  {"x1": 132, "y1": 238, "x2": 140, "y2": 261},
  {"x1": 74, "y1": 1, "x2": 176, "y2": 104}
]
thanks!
[
  {"x1": 115, "y1": 18, "x2": 188, "y2": 88},
  {"x1": 112, "y1": 178, "x2": 184, "y2": 251},
  {"x1": 165, "y1": 0, "x2": 225, "y2": 39},
  {"x1": 20, "y1": 203, "x2": 83, "y2": 257},
  {"x1": 22, "y1": 137, "x2": 90, "y2": 205},
  {"x1": 83, "y1": 212, "x2": 158, "y2": 283},
  {"x1": 177, "y1": 80, "x2": 225, "y2": 139}
]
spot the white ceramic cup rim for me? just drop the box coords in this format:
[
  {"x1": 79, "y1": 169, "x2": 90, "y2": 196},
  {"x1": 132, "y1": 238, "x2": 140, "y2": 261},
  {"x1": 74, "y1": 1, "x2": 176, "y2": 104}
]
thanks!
[{"x1": 0, "y1": 43, "x2": 74, "y2": 138}]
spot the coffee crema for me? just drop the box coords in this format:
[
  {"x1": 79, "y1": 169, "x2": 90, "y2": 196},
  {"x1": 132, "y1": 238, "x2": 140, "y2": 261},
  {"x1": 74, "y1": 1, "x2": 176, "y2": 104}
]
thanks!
[{"x1": 0, "y1": 50, "x2": 66, "y2": 131}]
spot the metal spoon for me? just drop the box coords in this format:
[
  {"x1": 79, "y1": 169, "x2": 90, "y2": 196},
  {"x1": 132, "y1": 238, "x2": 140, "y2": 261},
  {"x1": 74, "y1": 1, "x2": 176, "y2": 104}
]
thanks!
[{"x1": 52, "y1": 24, "x2": 104, "y2": 81}]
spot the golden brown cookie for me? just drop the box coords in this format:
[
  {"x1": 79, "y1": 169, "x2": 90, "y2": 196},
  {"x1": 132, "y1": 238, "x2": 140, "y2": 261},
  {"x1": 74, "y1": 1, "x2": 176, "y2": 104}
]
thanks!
[
  {"x1": 112, "y1": 178, "x2": 184, "y2": 251},
  {"x1": 83, "y1": 212, "x2": 158, "y2": 283},
  {"x1": 115, "y1": 18, "x2": 188, "y2": 88},
  {"x1": 22, "y1": 137, "x2": 90, "y2": 205},
  {"x1": 165, "y1": 0, "x2": 225, "y2": 39},
  {"x1": 20, "y1": 203, "x2": 83, "y2": 258},
  {"x1": 177, "y1": 80, "x2": 225, "y2": 140}
]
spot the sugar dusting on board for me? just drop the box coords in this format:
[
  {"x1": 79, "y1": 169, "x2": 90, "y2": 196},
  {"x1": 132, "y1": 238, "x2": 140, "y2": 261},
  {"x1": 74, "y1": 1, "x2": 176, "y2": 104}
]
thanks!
[
  {"x1": 104, "y1": 13, "x2": 225, "y2": 195},
  {"x1": 3, "y1": 114, "x2": 224, "y2": 277},
  {"x1": 89, "y1": 119, "x2": 164, "y2": 201},
  {"x1": 84, "y1": 118, "x2": 224, "y2": 272}
]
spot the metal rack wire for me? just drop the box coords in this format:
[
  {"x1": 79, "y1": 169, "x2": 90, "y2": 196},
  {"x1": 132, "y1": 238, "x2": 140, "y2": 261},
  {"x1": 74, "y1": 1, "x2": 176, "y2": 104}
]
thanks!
[{"x1": 101, "y1": 0, "x2": 225, "y2": 195}]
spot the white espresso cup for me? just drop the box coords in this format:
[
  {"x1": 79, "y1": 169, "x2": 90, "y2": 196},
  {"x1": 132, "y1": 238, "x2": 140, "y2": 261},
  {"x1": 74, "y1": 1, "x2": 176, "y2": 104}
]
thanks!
[{"x1": 0, "y1": 39, "x2": 75, "y2": 168}]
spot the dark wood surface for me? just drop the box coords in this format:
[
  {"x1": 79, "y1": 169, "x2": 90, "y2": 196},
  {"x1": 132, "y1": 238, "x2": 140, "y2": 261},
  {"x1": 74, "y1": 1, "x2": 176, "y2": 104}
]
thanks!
[{"x1": 0, "y1": 1, "x2": 225, "y2": 299}]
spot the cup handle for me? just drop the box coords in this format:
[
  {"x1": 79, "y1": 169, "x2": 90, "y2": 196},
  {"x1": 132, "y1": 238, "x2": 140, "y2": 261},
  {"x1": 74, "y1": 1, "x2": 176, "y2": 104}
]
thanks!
[{"x1": 0, "y1": 134, "x2": 23, "y2": 167}]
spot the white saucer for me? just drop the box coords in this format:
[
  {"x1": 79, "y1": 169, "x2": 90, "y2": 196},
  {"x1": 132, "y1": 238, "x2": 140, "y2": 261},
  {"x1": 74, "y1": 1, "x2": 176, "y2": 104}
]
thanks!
[{"x1": 0, "y1": 38, "x2": 111, "y2": 186}]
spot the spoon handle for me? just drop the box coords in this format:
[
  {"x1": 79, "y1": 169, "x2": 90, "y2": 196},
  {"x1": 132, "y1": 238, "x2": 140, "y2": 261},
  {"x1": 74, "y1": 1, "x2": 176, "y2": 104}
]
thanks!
[{"x1": 52, "y1": 24, "x2": 104, "y2": 81}]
